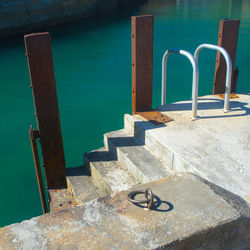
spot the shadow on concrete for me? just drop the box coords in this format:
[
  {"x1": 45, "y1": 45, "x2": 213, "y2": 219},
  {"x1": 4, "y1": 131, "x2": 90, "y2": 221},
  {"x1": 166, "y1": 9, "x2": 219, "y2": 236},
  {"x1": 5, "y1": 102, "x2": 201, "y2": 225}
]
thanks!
[
  {"x1": 159, "y1": 97, "x2": 250, "y2": 120},
  {"x1": 84, "y1": 115, "x2": 169, "y2": 163},
  {"x1": 66, "y1": 166, "x2": 90, "y2": 176},
  {"x1": 85, "y1": 134, "x2": 145, "y2": 162},
  {"x1": 84, "y1": 150, "x2": 114, "y2": 162},
  {"x1": 84, "y1": 95, "x2": 250, "y2": 181},
  {"x1": 152, "y1": 195, "x2": 174, "y2": 212}
]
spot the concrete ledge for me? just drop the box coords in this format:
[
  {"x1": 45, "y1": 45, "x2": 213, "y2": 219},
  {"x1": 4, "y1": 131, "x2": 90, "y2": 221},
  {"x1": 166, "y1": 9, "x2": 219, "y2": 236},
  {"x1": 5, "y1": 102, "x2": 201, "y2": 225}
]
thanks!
[
  {"x1": 125, "y1": 94, "x2": 250, "y2": 203},
  {"x1": 0, "y1": 173, "x2": 249, "y2": 249}
]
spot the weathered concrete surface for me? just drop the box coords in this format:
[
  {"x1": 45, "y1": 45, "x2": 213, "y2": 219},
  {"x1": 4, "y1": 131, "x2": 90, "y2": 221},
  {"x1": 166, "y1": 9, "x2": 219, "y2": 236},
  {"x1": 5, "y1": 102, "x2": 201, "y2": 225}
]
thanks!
[
  {"x1": 0, "y1": 0, "x2": 138, "y2": 39},
  {"x1": 104, "y1": 129, "x2": 171, "y2": 183},
  {"x1": 0, "y1": 173, "x2": 249, "y2": 249},
  {"x1": 49, "y1": 167, "x2": 108, "y2": 212},
  {"x1": 66, "y1": 167, "x2": 107, "y2": 205},
  {"x1": 48, "y1": 188, "x2": 77, "y2": 213},
  {"x1": 85, "y1": 147, "x2": 139, "y2": 194},
  {"x1": 125, "y1": 93, "x2": 250, "y2": 203}
]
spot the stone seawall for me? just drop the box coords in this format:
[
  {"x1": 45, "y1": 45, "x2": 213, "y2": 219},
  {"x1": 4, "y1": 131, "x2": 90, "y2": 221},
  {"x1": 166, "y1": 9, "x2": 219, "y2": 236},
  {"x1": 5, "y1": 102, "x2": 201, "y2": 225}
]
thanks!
[{"x1": 0, "y1": 0, "x2": 137, "y2": 39}]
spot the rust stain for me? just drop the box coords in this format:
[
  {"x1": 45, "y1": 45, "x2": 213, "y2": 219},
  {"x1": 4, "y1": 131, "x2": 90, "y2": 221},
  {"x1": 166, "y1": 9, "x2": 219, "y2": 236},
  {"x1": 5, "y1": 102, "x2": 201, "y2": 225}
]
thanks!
[
  {"x1": 136, "y1": 110, "x2": 173, "y2": 124},
  {"x1": 48, "y1": 189, "x2": 78, "y2": 212},
  {"x1": 216, "y1": 93, "x2": 239, "y2": 99}
]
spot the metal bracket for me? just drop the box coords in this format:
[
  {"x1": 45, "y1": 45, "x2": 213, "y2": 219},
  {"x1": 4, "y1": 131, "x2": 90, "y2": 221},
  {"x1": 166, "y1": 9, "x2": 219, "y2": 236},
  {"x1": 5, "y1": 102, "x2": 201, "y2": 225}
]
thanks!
[
  {"x1": 136, "y1": 110, "x2": 173, "y2": 125},
  {"x1": 216, "y1": 93, "x2": 239, "y2": 100}
]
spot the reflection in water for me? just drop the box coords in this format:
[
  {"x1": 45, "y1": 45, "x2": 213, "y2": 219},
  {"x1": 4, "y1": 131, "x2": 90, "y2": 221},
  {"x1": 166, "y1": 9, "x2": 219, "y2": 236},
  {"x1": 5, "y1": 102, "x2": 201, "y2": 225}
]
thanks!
[{"x1": 141, "y1": 0, "x2": 243, "y2": 19}]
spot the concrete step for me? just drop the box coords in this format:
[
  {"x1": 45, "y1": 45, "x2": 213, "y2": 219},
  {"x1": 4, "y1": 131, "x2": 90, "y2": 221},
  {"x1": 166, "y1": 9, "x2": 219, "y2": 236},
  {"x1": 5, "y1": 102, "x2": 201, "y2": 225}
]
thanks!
[
  {"x1": 124, "y1": 113, "x2": 187, "y2": 171},
  {"x1": 84, "y1": 148, "x2": 139, "y2": 194},
  {"x1": 104, "y1": 129, "x2": 171, "y2": 184},
  {"x1": 4, "y1": 173, "x2": 249, "y2": 249},
  {"x1": 66, "y1": 167, "x2": 108, "y2": 205}
]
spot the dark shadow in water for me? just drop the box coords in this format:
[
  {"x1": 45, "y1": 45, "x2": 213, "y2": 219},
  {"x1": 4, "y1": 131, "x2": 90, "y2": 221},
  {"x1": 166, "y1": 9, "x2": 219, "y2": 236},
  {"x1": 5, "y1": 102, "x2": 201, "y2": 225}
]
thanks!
[{"x1": 0, "y1": 0, "x2": 148, "y2": 48}]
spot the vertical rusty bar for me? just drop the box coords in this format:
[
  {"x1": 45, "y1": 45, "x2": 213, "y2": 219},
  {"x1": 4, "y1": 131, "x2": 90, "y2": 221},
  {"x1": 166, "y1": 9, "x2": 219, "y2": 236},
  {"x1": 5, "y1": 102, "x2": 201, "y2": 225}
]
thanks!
[
  {"x1": 24, "y1": 33, "x2": 67, "y2": 189},
  {"x1": 29, "y1": 127, "x2": 48, "y2": 214},
  {"x1": 232, "y1": 66, "x2": 239, "y2": 93},
  {"x1": 132, "y1": 15, "x2": 154, "y2": 114},
  {"x1": 213, "y1": 19, "x2": 240, "y2": 94}
]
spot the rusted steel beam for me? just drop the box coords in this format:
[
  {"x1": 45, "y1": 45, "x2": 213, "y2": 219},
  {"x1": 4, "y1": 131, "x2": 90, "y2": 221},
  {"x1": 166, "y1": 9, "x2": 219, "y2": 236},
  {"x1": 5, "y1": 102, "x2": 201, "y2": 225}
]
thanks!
[
  {"x1": 29, "y1": 127, "x2": 48, "y2": 214},
  {"x1": 25, "y1": 33, "x2": 67, "y2": 189},
  {"x1": 213, "y1": 19, "x2": 240, "y2": 94},
  {"x1": 131, "y1": 15, "x2": 154, "y2": 114}
]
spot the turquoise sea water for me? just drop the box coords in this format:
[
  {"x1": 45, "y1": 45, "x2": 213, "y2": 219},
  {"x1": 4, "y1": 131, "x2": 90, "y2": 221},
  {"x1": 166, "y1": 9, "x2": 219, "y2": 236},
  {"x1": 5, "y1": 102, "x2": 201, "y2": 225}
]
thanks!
[{"x1": 0, "y1": 0, "x2": 249, "y2": 227}]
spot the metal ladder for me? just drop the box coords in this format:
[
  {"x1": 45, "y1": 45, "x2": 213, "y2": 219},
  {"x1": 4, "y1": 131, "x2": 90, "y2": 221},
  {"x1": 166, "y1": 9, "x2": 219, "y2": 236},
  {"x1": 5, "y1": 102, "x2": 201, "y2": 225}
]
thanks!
[{"x1": 161, "y1": 44, "x2": 232, "y2": 119}]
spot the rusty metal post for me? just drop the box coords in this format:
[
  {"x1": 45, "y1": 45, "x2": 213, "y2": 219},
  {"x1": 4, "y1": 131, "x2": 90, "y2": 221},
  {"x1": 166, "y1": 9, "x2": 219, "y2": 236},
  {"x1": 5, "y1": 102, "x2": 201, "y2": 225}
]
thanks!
[
  {"x1": 29, "y1": 127, "x2": 48, "y2": 214},
  {"x1": 131, "y1": 15, "x2": 153, "y2": 114},
  {"x1": 213, "y1": 19, "x2": 240, "y2": 94},
  {"x1": 232, "y1": 66, "x2": 239, "y2": 93},
  {"x1": 24, "y1": 33, "x2": 67, "y2": 189}
]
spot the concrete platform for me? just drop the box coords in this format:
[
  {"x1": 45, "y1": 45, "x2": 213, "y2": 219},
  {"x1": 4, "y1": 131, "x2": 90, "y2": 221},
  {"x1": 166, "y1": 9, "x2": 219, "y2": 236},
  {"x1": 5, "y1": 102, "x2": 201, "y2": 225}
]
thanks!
[
  {"x1": 125, "y1": 93, "x2": 250, "y2": 203},
  {"x1": 1, "y1": 173, "x2": 249, "y2": 249},
  {"x1": 1, "y1": 94, "x2": 249, "y2": 249}
]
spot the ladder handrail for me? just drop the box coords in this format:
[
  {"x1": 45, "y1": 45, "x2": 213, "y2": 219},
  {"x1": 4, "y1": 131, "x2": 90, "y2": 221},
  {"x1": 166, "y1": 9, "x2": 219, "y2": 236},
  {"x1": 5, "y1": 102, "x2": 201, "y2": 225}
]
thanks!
[
  {"x1": 193, "y1": 44, "x2": 232, "y2": 118},
  {"x1": 161, "y1": 49, "x2": 199, "y2": 106}
]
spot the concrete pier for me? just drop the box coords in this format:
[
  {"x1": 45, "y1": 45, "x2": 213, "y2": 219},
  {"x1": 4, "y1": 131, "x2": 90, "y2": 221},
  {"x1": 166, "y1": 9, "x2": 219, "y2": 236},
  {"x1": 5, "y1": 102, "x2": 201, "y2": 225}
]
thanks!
[
  {"x1": 0, "y1": 93, "x2": 249, "y2": 249},
  {"x1": 126, "y1": 93, "x2": 250, "y2": 204},
  {"x1": 1, "y1": 174, "x2": 249, "y2": 249}
]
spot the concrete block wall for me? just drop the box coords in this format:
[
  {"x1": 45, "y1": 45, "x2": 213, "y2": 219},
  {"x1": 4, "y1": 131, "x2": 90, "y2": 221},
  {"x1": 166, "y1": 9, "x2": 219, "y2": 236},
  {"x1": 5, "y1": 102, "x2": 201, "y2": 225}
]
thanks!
[{"x1": 0, "y1": 0, "x2": 136, "y2": 38}]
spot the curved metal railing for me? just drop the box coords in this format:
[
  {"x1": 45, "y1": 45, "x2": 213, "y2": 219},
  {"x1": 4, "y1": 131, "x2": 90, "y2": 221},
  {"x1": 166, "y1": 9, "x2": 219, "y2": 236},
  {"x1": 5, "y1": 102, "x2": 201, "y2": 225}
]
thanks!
[
  {"x1": 193, "y1": 44, "x2": 232, "y2": 118},
  {"x1": 161, "y1": 49, "x2": 199, "y2": 107}
]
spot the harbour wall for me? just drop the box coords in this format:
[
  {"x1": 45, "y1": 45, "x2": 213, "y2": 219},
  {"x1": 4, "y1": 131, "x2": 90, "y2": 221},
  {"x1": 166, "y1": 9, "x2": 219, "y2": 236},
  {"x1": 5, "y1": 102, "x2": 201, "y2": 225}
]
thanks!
[{"x1": 0, "y1": 0, "x2": 139, "y2": 39}]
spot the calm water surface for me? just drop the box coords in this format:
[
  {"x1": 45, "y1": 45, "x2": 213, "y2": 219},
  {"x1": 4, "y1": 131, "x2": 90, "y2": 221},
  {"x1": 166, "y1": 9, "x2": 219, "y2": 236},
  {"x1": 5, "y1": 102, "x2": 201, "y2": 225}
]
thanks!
[{"x1": 0, "y1": 0, "x2": 249, "y2": 227}]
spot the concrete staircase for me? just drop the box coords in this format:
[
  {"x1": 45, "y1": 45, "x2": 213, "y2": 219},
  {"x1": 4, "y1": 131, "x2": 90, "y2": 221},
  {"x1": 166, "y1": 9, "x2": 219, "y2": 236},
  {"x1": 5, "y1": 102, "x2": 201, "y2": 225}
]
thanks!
[
  {"x1": 52, "y1": 93, "x2": 250, "y2": 210},
  {"x1": 52, "y1": 119, "x2": 173, "y2": 211},
  {"x1": 3, "y1": 95, "x2": 249, "y2": 249}
]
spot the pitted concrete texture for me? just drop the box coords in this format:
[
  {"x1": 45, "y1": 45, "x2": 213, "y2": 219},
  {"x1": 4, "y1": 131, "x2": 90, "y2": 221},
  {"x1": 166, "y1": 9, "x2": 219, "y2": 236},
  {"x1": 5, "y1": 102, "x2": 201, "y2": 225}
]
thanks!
[
  {"x1": 85, "y1": 147, "x2": 139, "y2": 194},
  {"x1": 125, "y1": 93, "x2": 250, "y2": 203},
  {"x1": 0, "y1": 173, "x2": 249, "y2": 249},
  {"x1": 66, "y1": 167, "x2": 107, "y2": 205},
  {"x1": 49, "y1": 188, "x2": 77, "y2": 213}
]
